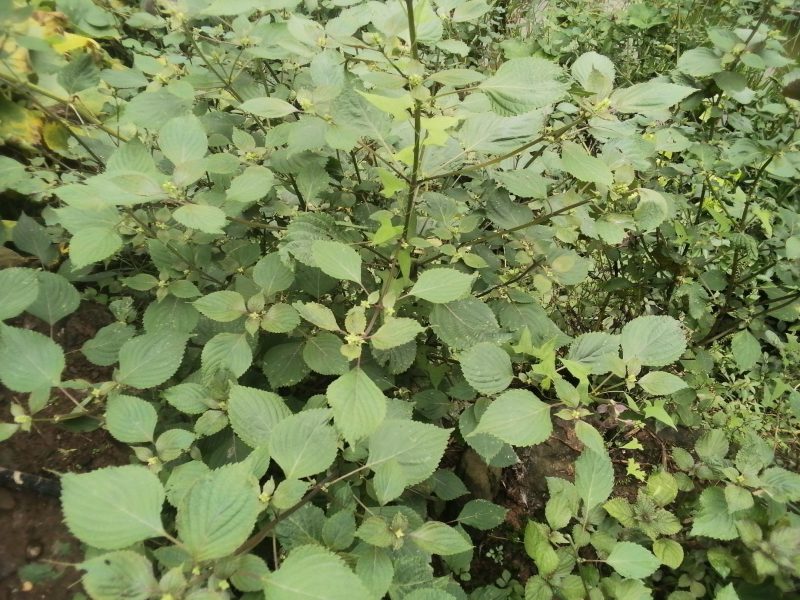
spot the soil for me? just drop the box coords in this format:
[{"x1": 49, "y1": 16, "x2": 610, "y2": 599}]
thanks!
[{"x1": 0, "y1": 305, "x2": 129, "y2": 600}]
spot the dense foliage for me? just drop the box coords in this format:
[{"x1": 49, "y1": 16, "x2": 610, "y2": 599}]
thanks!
[{"x1": 1, "y1": 0, "x2": 799, "y2": 598}]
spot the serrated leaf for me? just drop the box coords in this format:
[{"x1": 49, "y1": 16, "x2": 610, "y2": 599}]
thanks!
[
  {"x1": 238, "y1": 97, "x2": 298, "y2": 119},
  {"x1": 574, "y1": 421, "x2": 606, "y2": 455},
  {"x1": 0, "y1": 325, "x2": 64, "y2": 392},
  {"x1": 610, "y1": 81, "x2": 697, "y2": 115},
  {"x1": 457, "y1": 499, "x2": 507, "y2": 530},
  {"x1": 117, "y1": 332, "x2": 187, "y2": 389},
  {"x1": 176, "y1": 463, "x2": 260, "y2": 561},
  {"x1": 409, "y1": 521, "x2": 472, "y2": 555},
  {"x1": 731, "y1": 330, "x2": 760, "y2": 371},
  {"x1": 606, "y1": 542, "x2": 660, "y2": 579},
  {"x1": 327, "y1": 367, "x2": 387, "y2": 444},
  {"x1": 70, "y1": 227, "x2": 123, "y2": 267},
  {"x1": 303, "y1": 332, "x2": 349, "y2": 375},
  {"x1": 524, "y1": 521, "x2": 559, "y2": 576},
  {"x1": 82, "y1": 323, "x2": 136, "y2": 367},
  {"x1": 269, "y1": 408, "x2": 338, "y2": 479},
  {"x1": 652, "y1": 538, "x2": 684, "y2": 569},
  {"x1": 469, "y1": 389, "x2": 551, "y2": 446},
  {"x1": 25, "y1": 272, "x2": 80, "y2": 325},
  {"x1": 638, "y1": 371, "x2": 687, "y2": 396},
  {"x1": 81, "y1": 551, "x2": 157, "y2": 600},
  {"x1": 201, "y1": 332, "x2": 252, "y2": 378},
  {"x1": 690, "y1": 487, "x2": 737, "y2": 540},
  {"x1": 410, "y1": 268, "x2": 476, "y2": 304},
  {"x1": 460, "y1": 342, "x2": 513, "y2": 394},
  {"x1": 159, "y1": 115, "x2": 207, "y2": 165},
  {"x1": 173, "y1": 204, "x2": 227, "y2": 234},
  {"x1": 105, "y1": 394, "x2": 157, "y2": 443},
  {"x1": 253, "y1": 253, "x2": 294, "y2": 296},
  {"x1": 677, "y1": 47, "x2": 722, "y2": 77},
  {"x1": 265, "y1": 544, "x2": 371, "y2": 600},
  {"x1": 371, "y1": 317, "x2": 424, "y2": 350},
  {"x1": 193, "y1": 291, "x2": 246, "y2": 322},
  {"x1": 294, "y1": 301, "x2": 340, "y2": 331},
  {"x1": 61, "y1": 466, "x2": 165, "y2": 549},
  {"x1": 479, "y1": 57, "x2": 568, "y2": 115},
  {"x1": 0, "y1": 268, "x2": 39, "y2": 320},
  {"x1": 575, "y1": 449, "x2": 614, "y2": 511},
  {"x1": 561, "y1": 141, "x2": 613, "y2": 187},
  {"x1": 430, "y1": 298, "x2": 502, "y2": 349},
  {"x1": 634, "y1": 188, "x2": 669, "y2": 232},
  {"x1": 621, "y1": 316, "x2": 686, "y2": 367},
  {"x1": 228, "y1": 385, "x2": 291, "y2": 448},
  {"x1": 311, "y1": 240, "x2": 362, "y2": 284}
]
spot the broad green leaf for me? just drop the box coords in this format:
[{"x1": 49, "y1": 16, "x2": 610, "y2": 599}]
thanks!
[
  {"x1": 265, "y1": 544, "x2": 371, "y2": 600},
  {"x1": 81, "y1": 551, "x2": 157, "y2": 600},
  {"x1": 70, "y1": 227, "x2": 123, "y2": 267},
  {"x1": 231, "y1": 554, "x2": 270, "y2": 592},
  {"x1": 524, "y1": 521, "x2": 559, "y2": 576},
  {"x1": 159, "y1": 115, "x2": 207, "y2": 165},
  {"x1": 263, "y1": 303, "x2": 300, "y2": 333},
  {"x1": 26, "y1": 272, "x2": 79, "y2": 325},
  {"x1": 61, "y1": 466, "x2": 165, "y2": 549},
  {"x1": 193, "y1": 291, "x2": 247, "y2": 322},
  {"x1": 262, "y1": 341, "x2": 310, "y2": 388},
  {"x1": 469, "y1": 389, "x2": 551, "y2": 446},
  {"x1": 0, "y1": 326, "x2": 64, "y2": 392},
  {"x1": 410, "y1": 268, "x2": 476, "y2": 303},
  {"x1": 173, "y1": 204, "x2": 227, "y2": 234},
  {"x1": 166, "y1": 461, "x2": 210, "y2": 508},
  {"x1": 677, "y1": 47, "x2": 723, "y2": 77},
  {"x1": 731, "y1": 330, "x2": 760, "y2": 371},
  {"x1": 610, "y1": 81, "x2": 697, "y2": 115},
  {"x1": 371, "y1": 317, "x2": 424, "y2": 350},
  {"x1": 716, "y1": 584, "x2": 740, "y2": 600},
  {"x1": 228, "y1": 385, "x2": 291, "y2": 448},
  {"x1": 238, "y1": 97, "x2": 298, "y2": 118},
  {"x1": 117, "y1": 332, "x2": 187, "y2": 389},
  {"x1": 312, "y1": 240, "x2": 362, "y2": 284},
  {"x1": 430, "y1": 298, "x2": 502, "y2": 349},
  {"x1": 759, "y1": 467, "x2": 800, "y2": 503},
  {"x1": 269, "y1": 408, "x2": 338, "y2": 479},
  {"x1": 621, "y1": 316, "x2": 686, "y2": 367},
  {"x1": 571, "y1": 51, "x2": 615, "y2": 95},
  {"x1": 327, "y1": 367, "x2": 387, "y2": 443},
  {"x1": 574, "y1": 421, "x2": 605, "y2": 455},
  {"x1": 163, "y1": 383, "x2": 212, "y2": 415},
  {"x1": 459, "y1": 342, "x2": 513, "y2": 394},
  {"x1": 575, "y1": 449, "x2": 614, "y2": 510},
  {"x1": 105, "y1": 395, "x2": 157, "y2": 443},
  {"x1": 409, "y1": 522, "x2": 472, "y2": 555},
  {"x1": 690, "y1": 487, "x2": 737, "y2": 540},
  {"x1": 368, "y1": 419, "x2": 451, "y2": 504},
  {"x1": 253, "y1": 253, "x2": 294, "y2": 296},
  {"x1": 294, "y1": 301, "x2": 340, "y2": 331},
  {"x1": 227, "y1": 166, "x2": 275, "y2": 203},
  {"x1": 561, "y1": 141, "x2": 613, "y2": 187},
  {"x1": 638, "y1": 371, "x2": 688, "y2": 396},
  {"x1": 82, "y1": 323, "x2": 136, "y2": 366},
  {"x1": 176, "y1": 463, "x2": 261, "y2": 561},
  {"x1": 457, "y1": 499, "x2": 507, "y2": 530},
  {"x1": 0, "y1": 268, "x2": 39, "y2": 320},
  {"x1": 652, "y1": 538, "x2": 684, "y2": 569},
  {"x1": 606, "y1": 542, "x2": 660, "y2": 579},
  {"x1": 634, "y1": 188, "x2": 669, "y2": 232},
  {"x1": 479, "y1": 57, "x2": 568, "y2": 115},
  {"x1": 201, "y1": 332, "x2": 253, "y2": 378},
  {"x1": 303, "y1": 332, "x2": 349, "y2": 375}
]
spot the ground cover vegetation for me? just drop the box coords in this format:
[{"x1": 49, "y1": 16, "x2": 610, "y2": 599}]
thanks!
[{"x1": 1, "y1": 0, "x2": 799, "y2": 598}]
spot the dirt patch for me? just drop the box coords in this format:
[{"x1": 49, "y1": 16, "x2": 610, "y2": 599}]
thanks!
[{"x1": 0, "y1": 304, "x2": 129, "y2": 600}]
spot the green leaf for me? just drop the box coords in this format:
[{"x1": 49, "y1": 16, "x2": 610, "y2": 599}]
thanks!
[
  {"x1": 173, "y1": 204, "x2": 227, "y2": 234},
  {"x1": 269, "y1": 408, "x2": 338, "y2": 478},
  {"x1": 265, "y1": 544, "x2": 371, "y2": 600},
  {"x1": 621, "y1": 316, "x2": 686, "y2": 367},
  {"x1": 652, "y1": 538, "x2": 684, "y2": 569},
  {"x1": 371, "y1": 317, "x2": 424, "y2": 350},
  {"x1": 606, "y1": 542, "x2": 660, "y2": 579},
  {"x1": 253, "y1": 253, "x2": 294, "y2": 296},
  {"x1": 409, "y1": 522, "x2": 472, "y2": 555},
  {"x1": 263, "y1": 303, "x2": 300, "y2": 333},
  {"x1": 312, "y1": 240, "x2": 362, "y2": 284},
  {"x1": 105, "y1": 395, "x2": 157, "y2": 443},
  {"x1": 575, "y1": 449, "x2": 614, "y2": 511},
  {"x1": 159, "y1": 115, "x2": 207, "y2": 165},
  {"x1": 677, "y1": 47, "x2": 723, "y2": 77},
  {"x1": 610, "y1": 81, "x2": 697, "y2": 115},
  {"x1": 193, "y1": 291, "x2": 247, "y2": 322},
  {"x1": 759, "y1": 467, "x2": 800, "y2": 503},
  {"x1": 571, "y1": 51, "x2": 615, "y2": 95},
  {"x1": 294, "y1": 301, "x2": 340, "y2": 331},
  {"x1": 0, "y1": 268, "x2": 39, "y2": 320},
  {"x1": 262, "y1": 341, "x2": 310, "y2": 388},
  {"x1": 638, "y1": 371, "x2": 688, "y2": 396},
  {"x1": 227, "y1": 166, "x2": 275, "y2": 203},
  {"x1": 731, "y1": 330, "x2": 760, "y2": 371},
  {"x1": 163, "y1": 383, "x2": 212, "y2": 415},
  {"x1": 690, "y1": 487, "x2": 737, "y2": 540},
  {"x1": 117, "y1": 332, "x2": 187, "y2": 389},
  {"x1": 410, "y1": 268, "x2": 476, "y2": 303},
  {"x1": 430, "y1": 298, "x2": 503, "y2": 349},
  {"x1": 715, "y1": 584, "x2": 740, "y2": 600},
  {"x1": 70, "y1": 227, "x2": 123, "y2": 267},
  {"x1": 459, "y1": 342, "x2": 513, "y2": 395},
  {"x1": 0, "y1": 326, "x2": 64, "y2": 392},
  {"x1": 368, "y1": 419, "x2": 451, "y2": 504},
  {"x1": 82, "y1": 323, "x2": 136, "y2": 367},
  {"x1": 201, "y1": 332, "x2": 253, "y2": 378},
  {"x1": 228, "y1": 385, "x2": 291, "y2": 448},
  {"x1": 176, "y1": 463, "x2": 261, "y2": 561},
  {"x1": 457, "y1": 499, "x2": 507, "y2": 530},
  {"x1": 469, "y1": 389, "x2": 551, "y2": 446},
  {"x1": 26, "y1": 272, "x2": 79, "y2": 325},
  {"x1": 524, "y1": 521, "x2": 559, "y2": 576},
  {"x1": 303, "y1": 332, "x2": 350, "y2": 375},
  {"x1": 81, "y1": 551, "x2": 157, "y2": 600},
  {"x1": 327, "y1": 367, "x2": 387, "y2": 444},
  {"x1": 634, "y1": 188, "x2": 669, "y2": 232},
  {"x1": 479, "y1": 57, "x2": 568, "y2": 115},
  {"x1": 561, "y1": 141, "x2": 613, "y2": 187},
  {"x1": 61, "y1": 465, "x2": 165, "y2": 549},
  {"x1": 574, "y1": 421, "x2": 606, "y2": 455},
  {"x1": 238, "y1": 97, "x2": 298, "y2": 119}
]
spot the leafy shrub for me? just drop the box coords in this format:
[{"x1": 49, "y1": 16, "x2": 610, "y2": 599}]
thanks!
[{"x1": 1, "y1": 0, "x2": 799, "y2": 598}]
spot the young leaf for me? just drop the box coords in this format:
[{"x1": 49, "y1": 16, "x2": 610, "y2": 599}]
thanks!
[
  {"x1": 117, "y1": 332, "x2": 187, "y2": 389},
  {"x1": 81, "y1": 551, "x2": 158, "y2": 600},
  {"x1": 312, "y1": 240, "x2": 362, "y2": 284},
  {"x1": 409, "y1": 522, "x2": 472, "y2": 555},
  {"x1": 105, "y1": 395, "x2": 157, "y2": 443},
  {"x1": 269, "y1": 408, "x2": 338, "y2": 479},
  {"x1": 459, "y1": 342, "x2": 513, "y2": 395},
  {"x1": 370, "y1": 317, "x2": 424, "y2": 350},
  {"x1": 409, "y1": 268, "x2": 476, "y2": 303},
  {"x1": 0, "y1": 325, "x2": 64, "y2": 392},
  {"x1": 61, "y1": 466, "x2": 165, "y2": 549},
  {"x1": 469, "y1": 389, "x2": 551, "y2": 446},
  {"x1": 524, "y1": 521, "x2": 559, "y2": 576},
  {"x1": 574, "y1": 448, "x2": 614, "y2": 511},
  {"x1": 606, "y1": 542, "x2": 661, "y2": 579},
  {"x1": 326, "y1": 367, "x2": 387, "y2": 444},
  {"x1": 621, "y1": 316, "x2": 686, "y2": 367}
]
